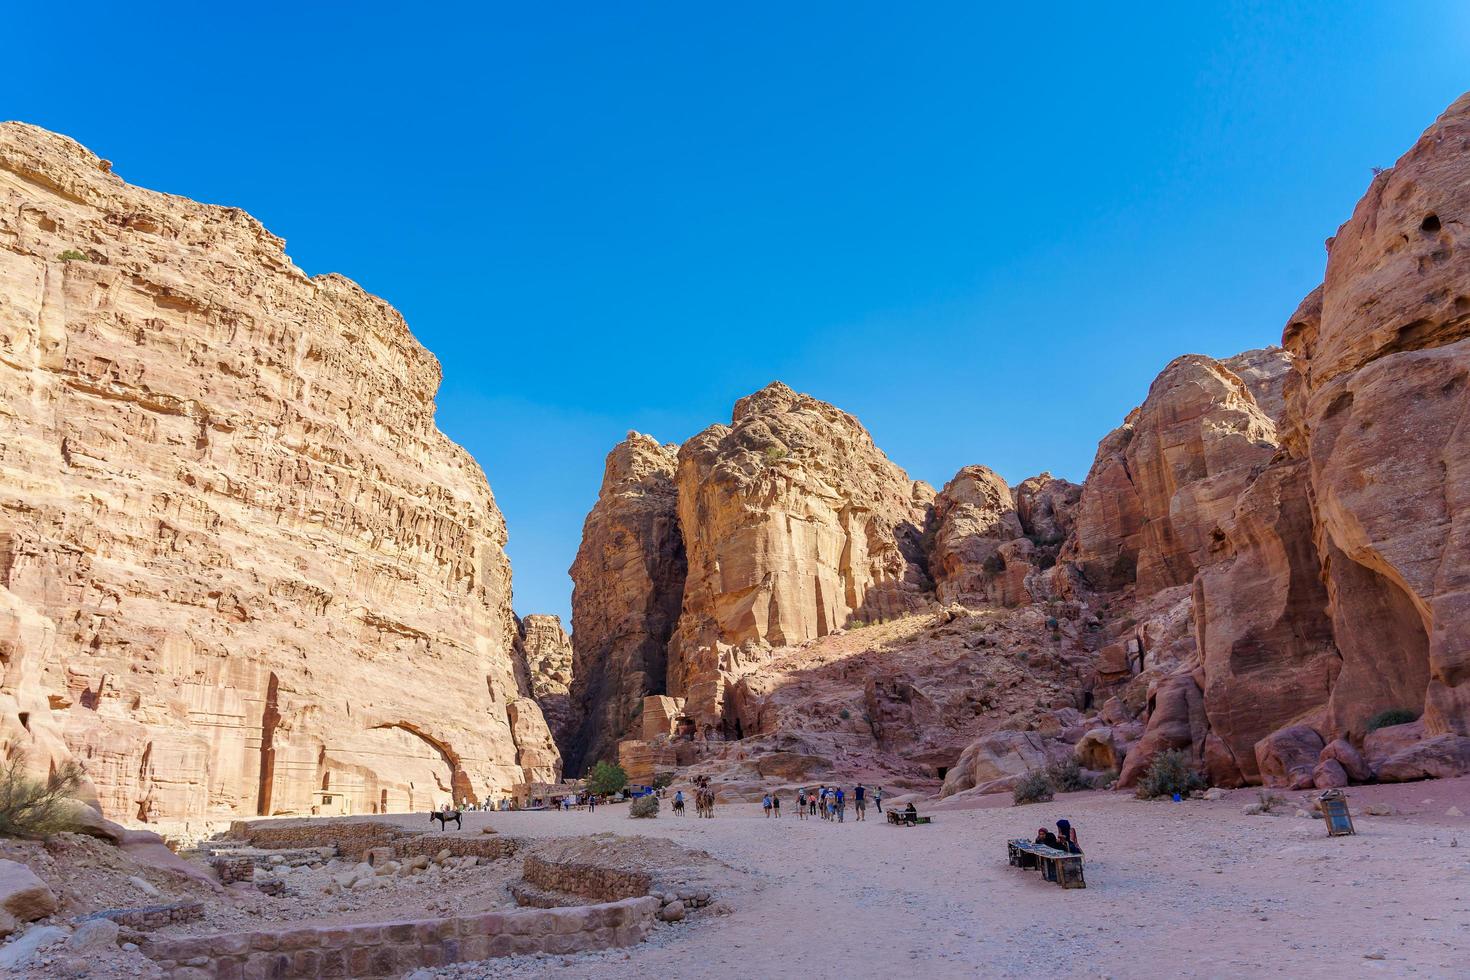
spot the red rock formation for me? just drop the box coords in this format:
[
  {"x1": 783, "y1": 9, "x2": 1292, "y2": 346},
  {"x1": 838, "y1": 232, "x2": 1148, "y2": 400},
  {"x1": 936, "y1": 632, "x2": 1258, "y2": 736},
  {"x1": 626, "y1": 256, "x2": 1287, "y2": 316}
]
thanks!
[
  {"x1": 928, "y1": 466, "x2": 1027, "y2": 606},
  {"x1": 668, "y1": 383, "x2": 933, "y2": 730},
  {"x1": 1066, "y1": 354, "x2": 1279, "y2": 595},
  {"x1": 517, "y1": 614, "x2": 577, "y2": 754},
  {"x1": 566, "y1": 433, "x2": 686, "y2": 773},
  {"x1": 0, "y1": 123, "x2": 558, "y2": 822}
]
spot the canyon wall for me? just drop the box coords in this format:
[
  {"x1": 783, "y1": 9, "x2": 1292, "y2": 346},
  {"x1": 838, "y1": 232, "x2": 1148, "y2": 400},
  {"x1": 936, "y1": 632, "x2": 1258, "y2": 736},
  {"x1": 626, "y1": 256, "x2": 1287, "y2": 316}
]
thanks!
[
  {"x1": 517, "y1": 614, "x2": 577, "y2": 755},
  {"x1": 566, "y1": 434, "x2": 686, "y2": 775},
  {"x1": 667, "y1": 382, "x2": 934, "y2": 730},
  {"x1": 0, "y1": 122, "x2": 558, "y2": 823}
]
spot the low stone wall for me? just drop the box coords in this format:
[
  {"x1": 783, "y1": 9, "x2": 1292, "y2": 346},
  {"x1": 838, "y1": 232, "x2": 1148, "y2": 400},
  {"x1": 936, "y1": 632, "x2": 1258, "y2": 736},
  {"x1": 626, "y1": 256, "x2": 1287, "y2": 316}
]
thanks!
[
  {"x1": 210, "y1": 856, "x2": 256, "y2": 885},
  {"x1": 225, "y1": 819, "x2": 408, "y2": 861},
  {"x1": 392, "y1": 835, "x2": 520, "y2": 862},
  {"x1": 521, "y1": 854, "x2": 651, "y2": 902},
  {"x1": 142, "y1": 896, "x2": 659, "y2": 979},
  {"x1": 80, "y1": 900, "x2": 205, "y2": 930}
]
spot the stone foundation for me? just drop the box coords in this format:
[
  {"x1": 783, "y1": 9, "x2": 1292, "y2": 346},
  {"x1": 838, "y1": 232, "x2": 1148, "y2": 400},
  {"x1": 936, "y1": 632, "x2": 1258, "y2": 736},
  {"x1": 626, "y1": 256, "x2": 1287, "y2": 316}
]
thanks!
[
  {"x1": 225, "y1": 820, "x2": 410, "y2": 861},
  {"x1": 521, "y1": 854, "x2": 651, "y2": 902},
  {"x1": 142, "y1": 896, "x2": 660, "y2": 978}
]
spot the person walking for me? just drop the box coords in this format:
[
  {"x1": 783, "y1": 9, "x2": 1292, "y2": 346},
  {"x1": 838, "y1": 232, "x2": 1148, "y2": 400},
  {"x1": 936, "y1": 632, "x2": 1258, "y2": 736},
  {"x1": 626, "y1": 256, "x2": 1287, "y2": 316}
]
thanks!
[
  {"x1": 836, "y1": 786, "x2": 846, "y2": 823},
  {"x1": 874, "y1": 785, "x2": 884, "y2": 814},
  {"x1": 796, "y1": 789, "x2": 807, "y2": 819},
  {"x1": 589, "y1": 793, "x2": 597, "y2": 814},
  {"x1": 854, "y1": 783, "x2": 866, "y2": 821},
  {"x1": 810, "y1": 788, "x2": 819, "y2": 818},
  {"x1": 772, "y1": 793, "x2": 781, "y2": 818},
  {"x1": 762, "y1": 793, "x2": 773, "y2": 818}
]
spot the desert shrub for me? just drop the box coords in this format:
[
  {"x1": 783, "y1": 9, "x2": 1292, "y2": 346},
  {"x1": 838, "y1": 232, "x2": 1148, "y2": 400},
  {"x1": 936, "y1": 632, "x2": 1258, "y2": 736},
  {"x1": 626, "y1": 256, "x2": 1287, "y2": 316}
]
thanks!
[
  {"x1": 1043, "y1": 759, "x2": 1090, "y2": 794},
  {"x1": 982, "y1": 552, "x2": 1007, "y2": 575},
  {"x1": 1045, "y1": 617, "x2": 1059, "y2": 630},
  {"x1": 1012, "y1": 770, "x2": 1054, "y2": 805},
  {"x1": 629, "y1": 794, "x2": 660, "y2": 818},
  {"x1": 1256, "y1": 790, "x2": 1288, "y2": 813},
  {"x1": 56, "y1": 249, "x2": 89, "y2": 262},
  {"x1": 0, "y1": 756, "x2": 85, "y2": 839},
  {"x1": 1366, "y1": 708, "x2": 1419, "y2": 732},
  {"x1": 1134, "y1": 749, "x2": 1206, "y2": 800},
  {"x1": 587, "y1": 761, "x2": 628, "y2": 797},
  {"x1": 651, "y1": 772, "x2": 675, "y2": 790},
  {"x1": 1094, "y1": 768, "x2": 1120, "y2": 789},
  {"x1": 849, "y1": 620, "x2": 867, "y2": 629},
  {"x1": 838, "y1": 708, "x2": 851, "y2": 720},
  {"x1": 763, "y1": 446, "x2": 789, "y2": 462}
]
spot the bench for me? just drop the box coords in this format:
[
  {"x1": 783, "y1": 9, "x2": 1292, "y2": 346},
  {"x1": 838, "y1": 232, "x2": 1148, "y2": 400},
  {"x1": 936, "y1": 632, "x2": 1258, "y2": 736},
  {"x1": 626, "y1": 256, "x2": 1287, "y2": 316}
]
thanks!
[
  {"x1": 1008, "y1": 839, "x2": 1085, "y2": 888},
  {"x1": 887, "y1": 810, "x2": 932, "y2": 826}
]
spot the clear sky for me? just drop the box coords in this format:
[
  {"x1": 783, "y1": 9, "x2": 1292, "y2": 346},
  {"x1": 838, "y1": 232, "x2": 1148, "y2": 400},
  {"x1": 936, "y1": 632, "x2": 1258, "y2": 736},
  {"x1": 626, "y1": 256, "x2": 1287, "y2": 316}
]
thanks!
[{"x1": 9, "y1": 3, "x2": 1468, "y2": 625}]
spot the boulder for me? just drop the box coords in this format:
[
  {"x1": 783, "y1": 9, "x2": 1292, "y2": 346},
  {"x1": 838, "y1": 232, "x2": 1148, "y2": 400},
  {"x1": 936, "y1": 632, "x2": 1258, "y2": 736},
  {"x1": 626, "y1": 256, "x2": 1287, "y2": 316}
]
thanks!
[
  {"x1": 1312, "y1": 758, "x2": 1348, "y2": 789},
  {"x1": 1074, "y1": 727, "x2": 1129, "y2": 771},
  {"x1": 929, "y1": 466, "x2": 1028, "y2": 607},
  {"x1": 1319, "y1": 739, "x2": 1371, "y2": 783},
  {"x1": 0, "y1": 924, "x2": 69, "y2": 970},
  {"x1": 0, "y1": 860, "x2": 58, "y2": 922},
  {"x1": 939, "y1": 731, "x2": 1050, "y2": 798},
  {"x1": 1118, "y1": 671, "x2": 1207, "y2": 788},
  {"x1": 1372, "y1": 735, "x2": 1470, "y2": 782},
  {"x1": 67, "y1": 918, "x2": 120, "y2": 952},
  {"x1": 1255, "y1": 725, "x2": 1325, "y2": 789},
  {"x1": 1364, "y1": 721, "x2": 1425, "y2": 767}
]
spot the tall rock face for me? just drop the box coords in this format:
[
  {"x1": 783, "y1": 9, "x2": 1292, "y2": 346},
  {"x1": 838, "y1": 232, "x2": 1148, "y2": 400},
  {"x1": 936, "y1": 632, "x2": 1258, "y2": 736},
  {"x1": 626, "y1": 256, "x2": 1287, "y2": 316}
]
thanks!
[
  {"x1": 1289, "y1": 92, "x2": 1470, "y2": 743},
  {"x1": 928, "y1": 466, "x2": 1028, "y2": 607},
  {"x1": 566, "y1": 433, "x2": 686, "y2": 773},
  {"x1": 668, "y1": 382, "x2": 934, "y2": 730},
  {"x1": 1065, "y1": 353, "x2": 1280, "y2": 595},
  {"x1": 1221, "y1": 347, "x2": 1293, "y2": 425},
  {"x1": 516, "y1": 614, "x2": 576, "y2": 755},
  {"x1": 0, "y1": 123, "x2": 558, "y2": 822}
]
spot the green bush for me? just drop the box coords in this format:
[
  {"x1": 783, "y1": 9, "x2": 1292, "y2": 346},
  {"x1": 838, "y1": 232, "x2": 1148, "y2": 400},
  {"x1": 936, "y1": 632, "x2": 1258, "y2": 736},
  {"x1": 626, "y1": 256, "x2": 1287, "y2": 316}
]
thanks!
[
  {"x1": 1134, "y1": 749, "x2": 1206, "y2": 800},
  {"x1": 1366, "y1": 708, "x2": 1419, "y2": 732},
  {"x1": 587, "y1": 761, "x2": 628, "y2": 796},
  {"x1": 0, "y1": 755, "x2": 85, "y2": 839},
  {"x1": 1043, "y1": 759, "x2": 1090, "y2": 794},
  {"x1": 629, "y1": 794, "x2": 660, "y2": 818},
  {"x1": 763, "y1": 446, "x2": 789, "y2": 462},
  {"x1": 1012, "y1": 770, "x2": 1054, "y2": 805},
  {"x1": 838, "y1": 708, "x2": 851, "y2": 720},
  {"x1": 56, "y1": 249, "x2": 89, "y2": 262}
]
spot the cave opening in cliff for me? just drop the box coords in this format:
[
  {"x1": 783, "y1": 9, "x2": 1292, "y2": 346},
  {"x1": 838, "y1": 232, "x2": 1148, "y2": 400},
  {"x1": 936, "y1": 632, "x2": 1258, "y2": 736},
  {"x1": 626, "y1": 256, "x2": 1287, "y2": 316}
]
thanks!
[{"x1": 1421, "y1": 213, "x2": 1441, "y2": 233}]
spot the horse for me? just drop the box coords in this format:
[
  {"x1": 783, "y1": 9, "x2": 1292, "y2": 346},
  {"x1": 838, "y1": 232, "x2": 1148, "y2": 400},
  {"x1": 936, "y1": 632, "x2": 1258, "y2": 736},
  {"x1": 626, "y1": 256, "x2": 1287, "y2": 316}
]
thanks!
[{"x1": 430, "y1": 809, "x2": 462, "y2": 830}]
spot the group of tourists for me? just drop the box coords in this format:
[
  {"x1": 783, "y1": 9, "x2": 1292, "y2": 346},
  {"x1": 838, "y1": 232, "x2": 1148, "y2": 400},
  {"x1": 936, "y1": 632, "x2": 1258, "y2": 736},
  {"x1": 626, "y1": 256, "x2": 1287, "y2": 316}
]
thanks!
[{"x1": 756, "y1": 784, "x2": 883, "y2": 822}]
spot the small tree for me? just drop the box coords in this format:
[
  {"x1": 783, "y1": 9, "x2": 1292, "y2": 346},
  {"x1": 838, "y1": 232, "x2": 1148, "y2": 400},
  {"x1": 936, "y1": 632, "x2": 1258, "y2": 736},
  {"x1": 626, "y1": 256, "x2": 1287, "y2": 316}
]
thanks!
[
  {"x1": 1012, "y1": 770, "x2": 1054, "y2": 805},
  {"x1": 587, "y1": 761, "x2": 628, "y2": 796},
  {"x1": 1134, "y1": 749, "x2": 1206, "y2": 800},
  {"x1": 629, "y1": 794, "x2": 659, "y2": 818},
  {"x1": 1043, "y1": 759, "x2": 1090, "y2": 794},
  {"x1": 0, "y1": 755, "x2": 86, "y2": 839}
]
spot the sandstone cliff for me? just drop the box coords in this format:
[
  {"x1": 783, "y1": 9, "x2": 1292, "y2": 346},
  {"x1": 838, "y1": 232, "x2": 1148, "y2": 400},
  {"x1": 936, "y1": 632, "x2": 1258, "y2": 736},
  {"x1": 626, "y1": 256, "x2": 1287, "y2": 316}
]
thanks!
[
  {"x1": 0, "y1": 122, "x2": 558, "y2": 823},
  {"x1": 566, "y1": 433, "x2": 686, "y2": 774},
  {"x1": 516, "y1": 614, "x2": 577, "y2": 754},
  {"x1": 667, "y1": 383, "x2": 934, "y2": 731}
]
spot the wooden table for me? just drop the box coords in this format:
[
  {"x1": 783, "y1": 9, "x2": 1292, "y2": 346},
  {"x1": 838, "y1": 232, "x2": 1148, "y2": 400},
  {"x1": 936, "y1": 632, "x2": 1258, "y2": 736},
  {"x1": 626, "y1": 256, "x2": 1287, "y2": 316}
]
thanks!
[{"x1": 1008, "y1": 839, "x2": 1086, "y2": 888}]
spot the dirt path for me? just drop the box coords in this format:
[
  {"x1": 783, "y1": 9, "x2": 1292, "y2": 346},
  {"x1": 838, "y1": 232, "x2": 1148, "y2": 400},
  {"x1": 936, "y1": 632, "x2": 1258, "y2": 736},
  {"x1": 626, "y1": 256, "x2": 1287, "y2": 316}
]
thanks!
[{"x1": 417, "y1": 778, "x2": 1470, "y2": 978}]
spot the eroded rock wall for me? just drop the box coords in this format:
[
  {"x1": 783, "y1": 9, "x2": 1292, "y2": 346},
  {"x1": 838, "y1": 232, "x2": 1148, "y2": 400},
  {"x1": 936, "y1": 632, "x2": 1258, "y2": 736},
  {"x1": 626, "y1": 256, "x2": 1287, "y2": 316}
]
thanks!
[
  {"x1": 667, "y1": 383, "x2": 934, "y2": 729},
  {"x1": 517, "y1": 614, "x2": 577, "y2": 756},
  {"x1": 566, "y1": 434, "x2": 686, "y2": 773},
  {"x1": 0, "y1": 122, "x2": 557, "y2": 822}
]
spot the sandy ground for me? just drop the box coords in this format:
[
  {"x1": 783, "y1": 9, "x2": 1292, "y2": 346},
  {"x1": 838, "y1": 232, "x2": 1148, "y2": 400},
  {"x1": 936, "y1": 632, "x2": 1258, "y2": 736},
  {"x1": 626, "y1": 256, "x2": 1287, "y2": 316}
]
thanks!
[{"x1": 411, "y1": 778, "x2": 1470, "y2": 979}]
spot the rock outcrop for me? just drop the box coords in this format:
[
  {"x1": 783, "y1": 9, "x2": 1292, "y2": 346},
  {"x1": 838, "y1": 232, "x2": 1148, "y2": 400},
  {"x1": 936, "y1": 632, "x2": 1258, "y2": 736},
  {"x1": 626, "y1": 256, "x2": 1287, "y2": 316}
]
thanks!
[
  {"x1": 0, "y1": 122, "x2": 558, "y2": 822},
  {"x1": 928, "y1": 466, "x2": 1026, "y2": 606},
  {"x1": 1066, "y1": 354, "x2": 1280, "y2": 595},
  {"x1": 667, "y1": 383, "x2": 934, "y2": 730},
  {"x1": 566, "y1": 433, "x2": 686, "y2": 773},
  {"x1": 517, "y1": 614, "x2": 577, "y2": 754}
]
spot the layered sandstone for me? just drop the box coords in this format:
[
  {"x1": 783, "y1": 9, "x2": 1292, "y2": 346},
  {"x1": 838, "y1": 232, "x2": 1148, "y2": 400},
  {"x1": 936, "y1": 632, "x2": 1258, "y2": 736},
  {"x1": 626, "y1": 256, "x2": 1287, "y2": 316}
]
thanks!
[
  {"x1": 667, "y1": 383, "x2": 934, "y2": 729},
  {"x1": 928, "y1": 466, "x2": 1028, "y2": 607},
  {"x1": 1065, "y1": 353, "x2": 1279, "y2": 594},
  {"x1": 566, "y1": 433, "x2": 686, "y2": 773},
  {"x1": 0, "y1": 122, "x2": 558, "y2": 823},
  {"x1": 517, "y1": 614, "x2": 577, "y2": 754}
]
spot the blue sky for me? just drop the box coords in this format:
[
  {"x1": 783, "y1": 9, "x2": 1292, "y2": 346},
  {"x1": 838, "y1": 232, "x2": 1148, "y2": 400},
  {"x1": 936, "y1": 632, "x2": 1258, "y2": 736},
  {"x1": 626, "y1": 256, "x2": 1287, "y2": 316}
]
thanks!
[{"x1": 9, "y1": 3, "x2": 1468, "y2": 624}]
